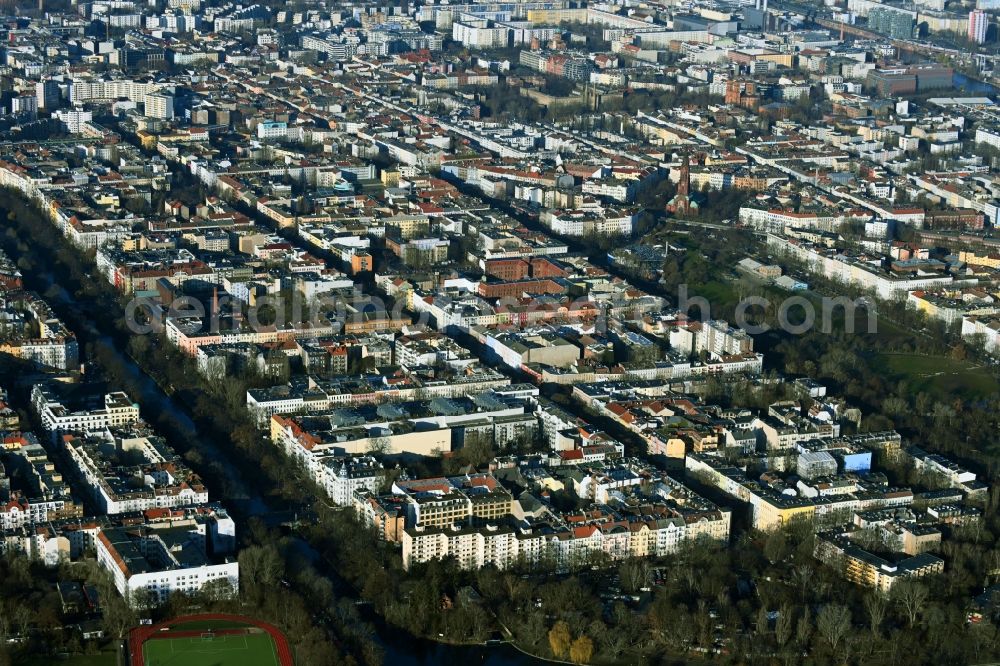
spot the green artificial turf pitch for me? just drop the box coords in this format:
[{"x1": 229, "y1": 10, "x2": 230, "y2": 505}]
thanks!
[{"x1": 141, "y1": 630, "x2": 281, "y2": 666}]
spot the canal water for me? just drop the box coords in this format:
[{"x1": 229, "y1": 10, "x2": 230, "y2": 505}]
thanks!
[
  {"x1": 953, "y1": 72, "x2": 999, "y2": 95},
  {"x1": 384, "y1": 640, "x2": 550, "y2": 666}
]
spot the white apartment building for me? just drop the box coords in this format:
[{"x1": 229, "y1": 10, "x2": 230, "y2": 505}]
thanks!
[
  {"x1": 144, "y1": 92, "x2": 174, "y2": 120},
  {"x1": 669, "y1": 319, "x2": 753, "y2": 357},
  {"x1": 62, "y1": 431, "x2": 209, "y2": 514},
  {"x1": 0, "y1": 498, "x2": 73, "y2": 530},
  {"x1": 8, "y1": 337, "x2": 79, "y2": 371},
  {"x1": 11, "y1": 95, "x2": 37, "y2": 117},
  {"x1": 975, "y1": 127, "x2": 1000, "y2": 150},
  {"x1": 401, "y1": 507, "x2": 731, "y2": 571},
  {"x1": 96, "y1": 527, "x2": 238, "y2": 606},
  {"x1": 910, "y1": 448, "x2": 977, "y2": 487},
  {"x1": 300, "y1": 34, "x2": 358, "y2": 60},
  {"x1": 321, "y1": 456, "x2": 385, "y2": 506},
  {"x1": 452, "y1": 18, "x2": 511, "y2": 48},
  {"x1": 32, "y1": 386, "x2": 140, "y2": 434},
  {"x1": 766, "y1": 234, "x2": 953, "y2": 300},
  {"x1": 54, "y1": 109, "x2": 93, "y2": 134},
  {"x1": 739, "y1": 207, "x2": 845, "y2": 233},
  {"x1": 257, "y1": 121, "x2": 289, "y2": 140},
  {"x1": 0, "y1": 526, "x2": 69, "y2": 566},
  {"x1": 962, "y1": 315, "x2": 1000, "y2": 353},
  {"x1": 68, "y1": 78, "x2": 160, "y2": 105}
]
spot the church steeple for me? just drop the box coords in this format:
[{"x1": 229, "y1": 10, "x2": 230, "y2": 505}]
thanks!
[{"x1": 673, "y1": 154, "x2": 691, "y2": 217}]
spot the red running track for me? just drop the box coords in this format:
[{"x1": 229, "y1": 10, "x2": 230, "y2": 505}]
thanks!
[{"x1": 128, "y1": 613, "x2": 294, "y2": 666}]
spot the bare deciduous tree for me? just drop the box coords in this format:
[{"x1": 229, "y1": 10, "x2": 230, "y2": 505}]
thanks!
[
  {"x1": 893, "y1": 581, "x2": 929, "y2": 628},
  {"x1": 864, "y1": 592, "x2": 888, "y2": 637},
  {"x1": 367, "y1": 434, "x2": 392, "y2": 456},
  {"x1": 618, "y1": 558, "x2": 650, "y2": 594},
  {"x1": 796, "y1": 605, "x2": 813, "y2": 647},
  {"x1": 792, "y1": 564, "x2": 814, "y2": 601},
  {"x1": 775, "y1": 604, "x2": 794, "y2": 647},
  {"x1": 817, "y1": 603, "x2": 851, "y2": 655}
]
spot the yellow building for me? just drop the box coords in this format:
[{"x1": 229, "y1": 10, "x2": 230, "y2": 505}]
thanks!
[
  {"x1": 413, "y1": 492, "x2": 473, "y2": 529},
  {"x1": 136, "y1": 130, "x2": 157, "y2": 150},
  {"x1": 384, "y1": 214, "x2": 431, "y2": 240},
  {"x1": 92, "y1": 193, "x2": 120, "y2": 209},
  {"x1": 469, "y1": 490, "x2": 514, "y2": 523},
  {"x1": 959, "y1": 250, "x2": 1000, "y2": 269},
  {"x1": 751, "y1": 493, "x2": 816, "y2": 531},
  {"x1": 815, "y1": 534, "x2": 945, "y2": 592},
  {"x1": 526, "y1": 8, "x2": 588, "y2": 23},
  {"x1": 380, "y1": 169, "x2": 400, "y2": 188},
  {"x1": 663, "y1": 437, "x2": 687, "y2": 459}
]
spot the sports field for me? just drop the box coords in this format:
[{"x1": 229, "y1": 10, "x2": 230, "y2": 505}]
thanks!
[
  {"x1": 142, "y1": 629, "x2": 281, "y2": 666},
  {"x1": 130, "y1": 614, "x2": 294, "y2": 666}
]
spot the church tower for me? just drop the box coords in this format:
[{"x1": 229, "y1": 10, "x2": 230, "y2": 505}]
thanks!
[{"x1": 674, "y1": 154, "x2": 691, "y2": 217}]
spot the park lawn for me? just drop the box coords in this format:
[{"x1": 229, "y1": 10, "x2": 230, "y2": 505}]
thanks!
[
  {"x1": 689, "y1": 280, "x2": 740, "y2": 315},
  {"x1": 16, "y1": 651, "x2": 117, "y2": 666},
  {"x1": 142, "y1": 631, "x2": 280, "y2": 666},
  {"x1": 872, "y1": 352, "x2": 1000, "y2": 401},
  {"x1": 871, "y1": 313, "x2": 926, "y2": 346}
]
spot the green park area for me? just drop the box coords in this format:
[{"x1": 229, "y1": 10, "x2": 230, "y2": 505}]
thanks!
[
  {"x1": 873, "y1": 352, "x2": 1000, "y2": 401},
  {"x1": 17, "y1": 652, "x2": 117, "y2": 666}
]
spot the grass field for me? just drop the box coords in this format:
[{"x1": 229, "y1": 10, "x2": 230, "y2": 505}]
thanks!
[
  {"x1": 142, "y1": 629, "x2": 281, "y2": 666},
  {"x1": 17, "y1": 651, "x2": 117, "y2": 666},
  {"x1": 873, "y1": 352, "x2": 1000, "y2": 401}
]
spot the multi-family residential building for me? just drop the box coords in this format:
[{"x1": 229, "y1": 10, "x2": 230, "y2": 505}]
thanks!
[
  {"x1": 32, "y1": 387, "x2": 140, "y2": 434},
  {"x1": 686, "y1": 447, "x2": 913, "y2": 531},
  {"x1": 96, "y1": 521, "x2": 238, "y2": 606},
  {"x1": 322, "y1": 456, "x2": 385, "y2": 506},
  {"x1": 61, "y1": 427, "x2": 209, "y2": 514},
  {"x1": 814, "y1": 530, "x2": 944, "y2": 592},
  {"x1": 0, "y1": 433, "x2": 81, "y2": 529},
  {"x1": 401, "y1": 494, "x2": 730, "y2": 570},
  {"x1": 248, "y1": 367, "x2": 510, "y2": 424},
  {"x1": 667, "y1": 318, "x2": 753, "y2": 357},
  {"x1": 908, "y1": 446, "x2": 985, "y2": 495}
]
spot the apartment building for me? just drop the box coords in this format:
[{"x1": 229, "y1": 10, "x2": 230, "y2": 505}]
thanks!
[
  {"x1": 32, "y1": 387, "x2": 140, "y2": 434},
  {"x1": 686, "y1": 451, "x2": 913, "y2": 530},
  {"x1": 248, "y1": 368, "x2": 510, "y2": 424},
  {"x1": 401, "y1": 504, "x2": 731, "y2": 571},
  {"x1": 96, "y1": 524, "x2": 238, "y2": 606},
  {"x1": 814, "y1": 531, "x2": 944, "y2": 592},
  {"x1": 667, "y1": 319, "x2": 753, "y2": 357},
  {"x1": 908, "y1": 447, "x2": 982, "y2": 492},
  {"x1": 354, "y1": 491, "x2": 408, "y2": 542},
  {"x1": 0, "y1": 435, "x2": 81, "y2": 529},
  {"x1": 321, "y1": 456, "x2": 385, "y2": 506},
  {"x1": 392, "y1": 474, "x2": 515, "y2": 529},
  {"x1": 61, "y1": 428, "x2": 209, "y2": 514},
  {"x1": 68, "y1": 78, "x2": 160, "y2": 105},
  {"x1": 766, "y1": 234, "x2": 953, "y2": 299}
]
